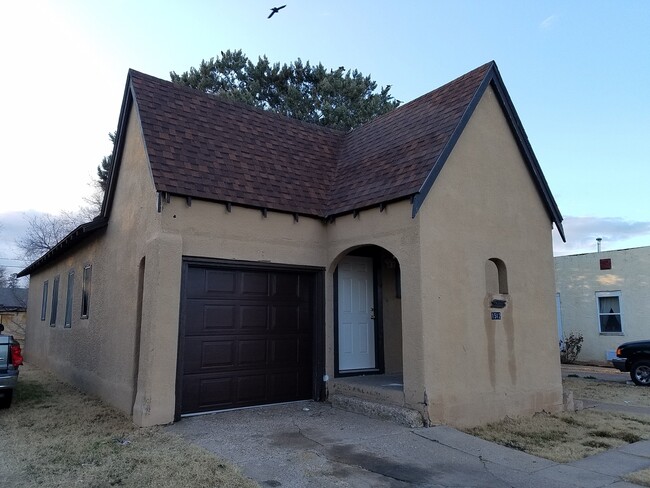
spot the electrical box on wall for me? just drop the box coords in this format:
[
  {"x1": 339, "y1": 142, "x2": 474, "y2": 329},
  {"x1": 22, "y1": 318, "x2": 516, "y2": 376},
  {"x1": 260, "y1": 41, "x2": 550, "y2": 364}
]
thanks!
[{"x1": 600, "y1": 258, "x2": 612, "y2": 270}]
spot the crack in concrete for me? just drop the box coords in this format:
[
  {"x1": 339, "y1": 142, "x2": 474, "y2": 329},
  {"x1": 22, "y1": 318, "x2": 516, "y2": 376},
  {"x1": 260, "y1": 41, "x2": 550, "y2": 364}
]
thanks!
[{"x1": 477, "y1": 455, "x2": 517, "y2": 488}]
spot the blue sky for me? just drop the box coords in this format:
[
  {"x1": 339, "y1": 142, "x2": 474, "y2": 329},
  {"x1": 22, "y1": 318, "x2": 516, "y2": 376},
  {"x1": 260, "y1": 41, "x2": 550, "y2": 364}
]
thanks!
[{"x1": 1, "y1": 0, "x2": 649, "y2": 274}]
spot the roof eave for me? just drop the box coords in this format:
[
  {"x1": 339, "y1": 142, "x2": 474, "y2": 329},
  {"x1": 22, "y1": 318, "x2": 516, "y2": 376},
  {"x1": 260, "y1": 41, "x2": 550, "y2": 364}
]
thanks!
[{"x1": 16, "y1": 218, "x2": 109, "y2": 277}]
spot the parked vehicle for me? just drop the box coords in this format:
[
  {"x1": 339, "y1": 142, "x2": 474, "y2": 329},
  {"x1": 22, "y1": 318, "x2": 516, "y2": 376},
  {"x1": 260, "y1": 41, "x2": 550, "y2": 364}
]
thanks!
[
  {"x1": 612, "y1": 340, "x2": 650, "y2": 386},
  {"x1": 0, "y1": 323, "x2": 23, "y2": 407}
]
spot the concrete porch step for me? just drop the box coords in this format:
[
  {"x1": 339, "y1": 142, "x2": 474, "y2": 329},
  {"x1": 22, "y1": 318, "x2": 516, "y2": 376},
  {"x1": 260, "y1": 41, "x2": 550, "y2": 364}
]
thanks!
[
  {"x1": 327, "y1": 373, "x2": 406, "y2": 405},
  {"x1": 328, "y1": 393, "x2": 425, "y2": 428}
]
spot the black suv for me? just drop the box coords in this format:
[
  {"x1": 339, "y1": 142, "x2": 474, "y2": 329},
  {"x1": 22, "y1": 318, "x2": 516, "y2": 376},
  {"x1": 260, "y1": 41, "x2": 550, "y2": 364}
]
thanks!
[
  {"x1": 0, "y1": 324, "x2": 23, "y2": 407},
  {"x1": 612, "y1": 340, "x2": 650, "y2": 386}
]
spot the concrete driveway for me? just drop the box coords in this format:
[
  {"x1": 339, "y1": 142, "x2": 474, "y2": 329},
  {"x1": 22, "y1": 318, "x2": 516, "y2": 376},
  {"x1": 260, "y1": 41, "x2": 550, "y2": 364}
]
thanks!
[{"x1": 166, "y1": 401, "x2": 647, "y2": 487}]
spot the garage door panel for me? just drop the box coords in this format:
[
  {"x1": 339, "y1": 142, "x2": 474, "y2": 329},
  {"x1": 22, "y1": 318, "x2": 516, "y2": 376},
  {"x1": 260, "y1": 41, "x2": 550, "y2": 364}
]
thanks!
[
  {"x1": 199, "y1": 377, "x2": 234, "y2": 407},
  {"x1": 185, "y1": 268, "x2": 237, "y2": 297},
  {"x1": 269, "y1": 338, "x2": 299, "y2": 366},
  {"x1": 183, "y1": 337, "x2": 236, "y2": 373},
  {"x1": 271, "y1": 305, "x2": 300, "y2": 331},
  {"x1": 184, "y1": 301, "x2": 236, "y2": 334},
  {"x1": 270, "y1": 273, "x2": 300, "y2": 298},
  {"x1": 236, "y1": 375, "x2": 268, "y2": 403},
  {"x1": 268, "y1": 371, "x2": 299, "y2": 400},
  {"x1": 238, "y1": 339, "x2": 267, "y2": 366},
  {"x1": 206, "y1": 270, "x2": 236, "y2": 294},
  {"x1": 240, "y1": 305, "x2": 269, "y2": 329},
  {"x1": 181, "y1": 264, "x2": 317, "y2": 415},
  {"x1": 241, "y1": 272, "x2": 269, "y2": 295}
]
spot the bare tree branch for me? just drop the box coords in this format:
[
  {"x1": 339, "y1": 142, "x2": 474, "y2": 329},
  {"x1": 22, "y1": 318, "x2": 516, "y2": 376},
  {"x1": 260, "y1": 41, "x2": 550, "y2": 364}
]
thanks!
[{"x1": 16, "y1": 211, "x2": 93, "y2": 262}]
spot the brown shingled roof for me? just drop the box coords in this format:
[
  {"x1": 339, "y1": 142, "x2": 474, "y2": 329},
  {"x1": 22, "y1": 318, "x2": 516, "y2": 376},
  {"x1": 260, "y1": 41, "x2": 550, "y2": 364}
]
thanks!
[
  {"x1": 126, "y1": 62, "x2": 494, "y2": 218},
  {"x1": 328, "y1": 63, "x2": 492, "y2": 215},
  {"x1": 131, "y1": 72, "x2": 345, "y2": 215}
]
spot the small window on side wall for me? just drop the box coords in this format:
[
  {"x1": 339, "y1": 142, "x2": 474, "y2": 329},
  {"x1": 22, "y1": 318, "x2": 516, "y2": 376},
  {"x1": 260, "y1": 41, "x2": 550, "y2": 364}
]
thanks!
[
  {"x1": 597, "y1": 291, "x2": 622, "y2": 334},
  {"x1": 41, "y1": 280, "x2": 49, "y2": 321},
  {"x1": 485, "y1": 258, "x2": 508, "y2": 294},
  {"x1": 81, "y1": 265, "x2": 92, "y2": 319},
  {"x1": 64, "y1": 270, "x2": 74, "y2": 328},
  {"x1": 50, "y1": 275, "x2": 60, "y2": 326}
]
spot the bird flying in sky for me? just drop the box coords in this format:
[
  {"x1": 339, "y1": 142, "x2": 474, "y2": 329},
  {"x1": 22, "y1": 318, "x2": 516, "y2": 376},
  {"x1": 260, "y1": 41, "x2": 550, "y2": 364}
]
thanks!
[{"x1": 268, "y1": 5, "x2": 286, "y2": 18}]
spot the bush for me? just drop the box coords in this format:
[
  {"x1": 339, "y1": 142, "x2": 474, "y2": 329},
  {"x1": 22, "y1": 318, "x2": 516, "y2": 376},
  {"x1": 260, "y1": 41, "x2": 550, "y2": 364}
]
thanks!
[{"x1": 560, "y1": 332, "x2": 584, "y2": 364}]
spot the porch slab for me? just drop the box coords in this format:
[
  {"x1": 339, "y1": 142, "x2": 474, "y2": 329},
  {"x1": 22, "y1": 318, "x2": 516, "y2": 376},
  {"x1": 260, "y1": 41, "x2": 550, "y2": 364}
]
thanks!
[
  {"x1": 328, "y1": 373, "x2": 405, "y2": 406},
  {"x1": 327, "y1": 373, "x2": 424, "y2": 427}
]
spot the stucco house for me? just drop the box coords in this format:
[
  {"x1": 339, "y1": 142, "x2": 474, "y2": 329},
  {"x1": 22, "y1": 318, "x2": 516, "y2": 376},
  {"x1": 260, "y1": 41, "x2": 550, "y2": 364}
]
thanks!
[
  {"x1": 555, "y1": 246, "x2": 650, "y2": 364},
  {"x1": 19, "y1": 61, "x2": 565, "y2": 428}
]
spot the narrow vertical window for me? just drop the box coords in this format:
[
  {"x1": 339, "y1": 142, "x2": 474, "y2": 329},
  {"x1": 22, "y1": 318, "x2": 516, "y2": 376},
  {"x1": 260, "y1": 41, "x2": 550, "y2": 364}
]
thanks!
[
  {"x1": 41, "y1": 280, "x2": 49, "y2": 321},
  {"x1": 596, "y1": 291, "x2": 622, "y2": 334},
  {"x1": 64, "y1": 270, "x2": 75, "y2": 328},
  {"x1": 50, "y1": 276, "x2": 60, "y2": 326},
  {"x1": 81, "y1": 264, "x2": 92, "y2": 319},
  {"x1": 486, "y1": 258, "x2": 509, "y2": 294}
]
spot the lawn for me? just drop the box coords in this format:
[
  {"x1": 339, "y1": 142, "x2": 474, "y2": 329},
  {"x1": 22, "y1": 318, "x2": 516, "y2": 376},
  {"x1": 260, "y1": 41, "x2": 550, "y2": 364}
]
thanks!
[
  {"x1": 0, "y1": 365, "x2": 257, "y2": 488},
  {"x1": 466, "y1": 377, "x2": 650, "y2": 464}
]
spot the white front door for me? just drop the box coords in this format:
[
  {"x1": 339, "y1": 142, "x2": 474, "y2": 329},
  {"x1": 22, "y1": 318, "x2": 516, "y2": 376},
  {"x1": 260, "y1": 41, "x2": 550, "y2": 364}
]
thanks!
[{"x1": 338, "y1": 256, "x2": 376, "y2": 371}]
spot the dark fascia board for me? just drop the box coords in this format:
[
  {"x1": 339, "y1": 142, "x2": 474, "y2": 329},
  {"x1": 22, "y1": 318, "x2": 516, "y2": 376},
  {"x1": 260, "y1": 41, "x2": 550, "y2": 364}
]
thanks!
[
  {"x1": 100, "y1": 71, "x2": 136, "y2": 219},
  {"x1": 16, "y1": 218, "x2": 109, "y2": 277},
  {"x1": 411, "y1": 62, "x2": 565, "y2": 242}
]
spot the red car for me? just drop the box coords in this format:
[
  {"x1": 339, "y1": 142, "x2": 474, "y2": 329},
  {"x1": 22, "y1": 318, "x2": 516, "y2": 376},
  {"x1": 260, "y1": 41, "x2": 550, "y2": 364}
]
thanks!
[{"x1": 0, "y1": 324, "x2": 23, "y2": 407}]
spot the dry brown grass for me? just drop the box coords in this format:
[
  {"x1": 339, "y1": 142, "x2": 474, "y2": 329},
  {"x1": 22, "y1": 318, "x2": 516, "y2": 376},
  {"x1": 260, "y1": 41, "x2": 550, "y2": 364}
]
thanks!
[
  {"x1": 625, "y1": 468, "x2": 650, "y2": 487},
  {"x1": 466, "y1": 377, "x2": 650, "y2": 463},
  {"x1": 0, "y1": 365, "x2": 257, "y2": 488},
  {"x1": 564, "y1": 377, "x2": 650, "y2": 406}
]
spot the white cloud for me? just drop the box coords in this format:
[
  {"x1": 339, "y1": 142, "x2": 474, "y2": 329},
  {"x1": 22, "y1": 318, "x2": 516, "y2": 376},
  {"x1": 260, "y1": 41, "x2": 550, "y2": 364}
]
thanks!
[
  {"x1": 540, "y1": 14, "x2": 559, "y2": 30},
  {"x1": 554, "y1": 216, "x2": 650, "y2": 255}
]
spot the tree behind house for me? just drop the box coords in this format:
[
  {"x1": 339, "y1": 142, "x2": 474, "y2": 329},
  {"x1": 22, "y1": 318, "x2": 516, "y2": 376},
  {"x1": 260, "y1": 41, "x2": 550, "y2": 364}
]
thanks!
[{"x1": 170, "y1": 49, "x2": 400, "y2": 131}]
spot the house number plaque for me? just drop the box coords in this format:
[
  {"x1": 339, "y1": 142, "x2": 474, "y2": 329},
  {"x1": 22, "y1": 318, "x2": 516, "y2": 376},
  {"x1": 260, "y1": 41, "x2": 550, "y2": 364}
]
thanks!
[{"x1": 491, "y1": 311, "x2": 502, "y2": 320}]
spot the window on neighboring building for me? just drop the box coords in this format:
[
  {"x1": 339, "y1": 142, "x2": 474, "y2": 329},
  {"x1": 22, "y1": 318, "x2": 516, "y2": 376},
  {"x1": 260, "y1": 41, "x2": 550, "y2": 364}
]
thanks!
[
  {"x1": 50, "y1": 275, "x2": 60, "y2": 326},
  {"x1": 64, "y1": 270, "x2": 74, "y2": 328},
  {"x1": 81, "y1": 265, "x2": 92, "y2": 319},
  {"x1": 596, "y1": 291, "x2": 622, "y2": 334},
  {"x1": 41, "y1": 280, "x2": 48, "y2": 321}
]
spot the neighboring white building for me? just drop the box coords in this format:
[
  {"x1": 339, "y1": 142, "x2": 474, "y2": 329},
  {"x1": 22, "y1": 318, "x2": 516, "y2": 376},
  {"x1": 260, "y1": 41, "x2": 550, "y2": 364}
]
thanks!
[{"x1": 555, "y1": 245, "x2": 650, "y2": 364}]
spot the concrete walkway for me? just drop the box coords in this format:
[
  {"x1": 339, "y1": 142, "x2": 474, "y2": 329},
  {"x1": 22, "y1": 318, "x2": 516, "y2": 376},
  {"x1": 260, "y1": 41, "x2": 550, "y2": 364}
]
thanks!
[{"x1": 167, "y1": 401, "x2": 650, "y2": 487}]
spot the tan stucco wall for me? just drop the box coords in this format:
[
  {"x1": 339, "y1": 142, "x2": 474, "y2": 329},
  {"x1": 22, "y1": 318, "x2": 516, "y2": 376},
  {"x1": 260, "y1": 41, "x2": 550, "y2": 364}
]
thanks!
[
  {"x1": 416, "y1": 85, "x2": 563, "y2": 427},
  {"x1": 555, "y1": 246, "x2": 650, "y2": 363},
  {"x1": 25, "y1": 104, "x2": 161, "y2": 418}
]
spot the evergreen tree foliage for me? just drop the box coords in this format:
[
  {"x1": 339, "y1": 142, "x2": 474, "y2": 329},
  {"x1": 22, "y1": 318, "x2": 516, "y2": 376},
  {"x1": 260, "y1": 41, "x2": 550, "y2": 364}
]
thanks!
[
  {"x1": 97, "y1": 132, "x2": 116, "y2": 194},
  {"x1": 170, "y1": 50, "x2": 400, "y2": 131}
]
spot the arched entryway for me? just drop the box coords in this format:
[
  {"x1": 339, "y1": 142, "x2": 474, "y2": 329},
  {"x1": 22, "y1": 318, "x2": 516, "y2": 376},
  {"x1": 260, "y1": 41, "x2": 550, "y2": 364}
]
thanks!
[{"x1": 333, "y1": 245, "x2": 403, "y2": 378}]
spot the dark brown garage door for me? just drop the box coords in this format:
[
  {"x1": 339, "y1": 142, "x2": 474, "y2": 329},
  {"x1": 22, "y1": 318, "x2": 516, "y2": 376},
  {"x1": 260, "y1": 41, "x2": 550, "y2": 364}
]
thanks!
[{"x1": 178, "y1": 261, "x2": 320, "y2": 415}]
